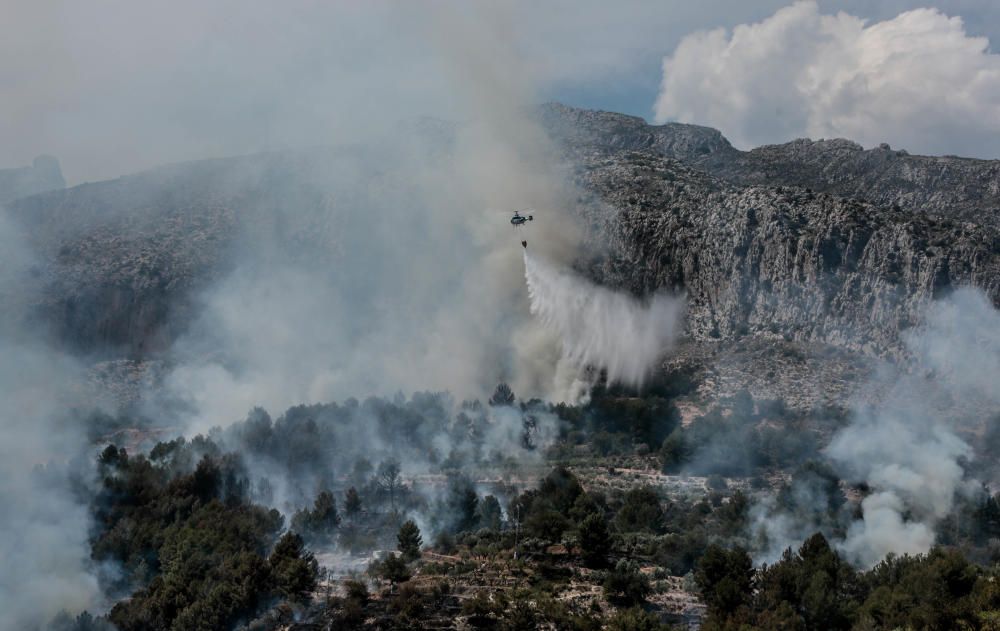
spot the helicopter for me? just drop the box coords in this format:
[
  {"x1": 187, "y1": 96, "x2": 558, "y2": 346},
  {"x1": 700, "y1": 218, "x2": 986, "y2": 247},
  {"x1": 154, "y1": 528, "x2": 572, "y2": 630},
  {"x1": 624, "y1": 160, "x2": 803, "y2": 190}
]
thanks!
[
  {"x1": 510, "y1": 210, "x2": 533, "y2": 227},
  {"x1": 510, "y1": 210, "x2": 533, "y2": 248}
]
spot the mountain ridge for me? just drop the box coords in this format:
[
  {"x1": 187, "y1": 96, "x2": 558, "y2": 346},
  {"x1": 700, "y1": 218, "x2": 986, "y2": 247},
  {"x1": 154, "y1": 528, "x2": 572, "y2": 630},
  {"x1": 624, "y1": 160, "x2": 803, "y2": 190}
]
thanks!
[
  {"x1": 540, "y1": 102, "x2": 1000, "y2": 227},
  {"x1": 3, "y1": 104, "x2": 998, "y2": 384}
]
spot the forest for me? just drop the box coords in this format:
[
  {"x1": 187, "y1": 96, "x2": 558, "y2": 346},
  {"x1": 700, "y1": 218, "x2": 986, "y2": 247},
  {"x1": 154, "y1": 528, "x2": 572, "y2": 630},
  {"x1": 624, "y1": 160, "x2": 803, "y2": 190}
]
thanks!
[{"x1": 44, "y1": 379, "x2": 1000, "y2": 630}]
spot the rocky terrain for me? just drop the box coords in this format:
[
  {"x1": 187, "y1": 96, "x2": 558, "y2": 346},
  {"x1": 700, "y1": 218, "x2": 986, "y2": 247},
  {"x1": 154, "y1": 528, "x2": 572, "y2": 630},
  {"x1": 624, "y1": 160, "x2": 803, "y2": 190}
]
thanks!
[
  {"x1": 538, "y1": 104, "x2": 1000, "y2": 408},
  {"x1": 15, "y1": 107, "x2": 1000, "y2": 629},
  {"x1": 3, "y1": 104, "x2": 999, "y2": 412},
  {"x1": 540, "y1": 102, "x2": 1000, "y2": 227},
  {"x1": 571, "y1": 149, "x2": 1000, "y2": 356},
  {"x1": 5, "y1": 148, "x2": 355, "y2": 356}
]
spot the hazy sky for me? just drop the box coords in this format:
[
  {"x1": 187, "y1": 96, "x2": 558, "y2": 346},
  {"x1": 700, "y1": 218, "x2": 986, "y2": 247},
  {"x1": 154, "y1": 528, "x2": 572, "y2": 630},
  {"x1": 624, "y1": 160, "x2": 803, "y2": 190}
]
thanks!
[{"x1": 5, "y1": 1, "x2": 1000, "y2": 183}]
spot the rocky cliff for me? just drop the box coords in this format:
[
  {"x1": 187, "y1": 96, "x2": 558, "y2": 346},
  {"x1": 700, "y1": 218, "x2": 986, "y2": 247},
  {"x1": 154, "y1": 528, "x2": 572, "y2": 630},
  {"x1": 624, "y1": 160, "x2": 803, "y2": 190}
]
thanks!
[
  {"x1": 540, "y1": 103, "x2": 1000, "y2": 227},
  {"x1": 4, "y1": 105, "x2": 999, "y2": 369},
  {"x1": 569, "y1": 150, "x2": 1000, "y2": 356}
]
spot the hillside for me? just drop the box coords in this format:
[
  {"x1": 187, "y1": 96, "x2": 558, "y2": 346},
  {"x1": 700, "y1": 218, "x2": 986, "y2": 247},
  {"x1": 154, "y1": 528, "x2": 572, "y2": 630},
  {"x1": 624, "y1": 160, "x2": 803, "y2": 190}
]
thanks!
[
  {"x1": 13, "y1": 105, "x2": 1000, "y2": 631},
  {"x1": 5, "y1": 105, "x2": 998, "y2": 379},
  {"x1": 540, "y1": 103, "x2": 1000, "y2": 227}
]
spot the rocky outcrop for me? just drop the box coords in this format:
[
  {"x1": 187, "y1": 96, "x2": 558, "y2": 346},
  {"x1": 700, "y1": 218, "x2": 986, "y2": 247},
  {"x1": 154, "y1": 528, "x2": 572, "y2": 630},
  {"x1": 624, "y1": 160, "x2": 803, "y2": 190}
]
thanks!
[
  {"x1": 572, "y1": 150, "x2": 1000, "y2": 356},
  {"x1": 6, "y1": 105, "x2": 1000, "y2": 364},
  {"x1": 0, "y1": 155, "x2": 65, "y2": 204},
  {"x1": 540, "y1": 103, "x2": 1000, "y2": 227}
]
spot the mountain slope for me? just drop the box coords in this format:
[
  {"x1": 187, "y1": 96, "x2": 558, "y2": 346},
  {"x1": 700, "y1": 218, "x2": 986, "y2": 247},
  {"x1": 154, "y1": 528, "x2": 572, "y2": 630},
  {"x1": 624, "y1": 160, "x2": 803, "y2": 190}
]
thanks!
[
  {"x1": 570, "y1": 150, "x2": 1000, "y2": 356},
  {"x1": 540, "y1": 103, "x2": 1000, "y2": 227},
  {"x1": 4, "y1": 104, "x2": 999, "y2": 370}
]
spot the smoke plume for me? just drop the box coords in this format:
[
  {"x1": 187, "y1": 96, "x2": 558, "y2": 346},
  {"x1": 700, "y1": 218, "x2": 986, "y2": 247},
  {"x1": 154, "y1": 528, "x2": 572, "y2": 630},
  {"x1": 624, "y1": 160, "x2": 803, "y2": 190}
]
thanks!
[
  {"x1": 0, "y1": 210, "x2": 103, "y2": 631},
  {"x1": 826, "y1": 288, "x2": 999, "y2": 566},
  {"x1": 753, "y1": 288, "x2": 1000, "y2": 568}
]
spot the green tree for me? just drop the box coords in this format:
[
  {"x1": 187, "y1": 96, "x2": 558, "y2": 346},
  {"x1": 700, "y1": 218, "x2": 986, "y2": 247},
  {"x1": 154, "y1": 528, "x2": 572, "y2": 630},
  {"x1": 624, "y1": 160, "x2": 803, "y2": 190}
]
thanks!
[
  {"x1": 525, "y1": 508, "x2": 570, "y2": 542},
  {"x1": 577, "y1": 513, "x2": 610, "y2": 568},
  {"x1": 859, "y1": 548, "x2": 979, "y2": 630},
  {"x1": 537, "y1": 466, "x2": 584, "y2": 512},
  {"x1": 447, "y1": 477, "x2": 479, "y2": 533},
  {"x1": 603, "y1": 560, "x2": 651, "y2": 606},
  {"x1": 615, "y1": 487, "x2": 665, "y2": 534},
  {"x1": 568, "y1": 491, "x2": 604, "y2": 523},
  {"x1": 489, "y1": 382, "x2": 516, "y2": 406},
  {"x1": 291, "y1": 490, "x2": 341, "y2": 544},
  {"x1": 270, "y1": 532, "x2": 319, "y2": 600},
  {"x1": 344, "y1": 579, "x2": 370, "y2": 606},
  {"x1": 695, "y1": 545, "x2": 753, "y2": 620},
  {"x1": 397, "y1": 520, "x2": 423, "y2": 561},
  {"x1": 390, "y1": 582, "x2": 426, "y2": 623},
  {"x1": 375, "y1": 553, "x2": 411, "y2": 588},
  {"x1": 479, "y1": 494, "x2": 503, "y2": 530},
  {"x1": 753, "y1": 533, "x2": 860, "y2": 630},
  {"x1": 660, "y1": 429, "x2": 690, "y2": 472}
]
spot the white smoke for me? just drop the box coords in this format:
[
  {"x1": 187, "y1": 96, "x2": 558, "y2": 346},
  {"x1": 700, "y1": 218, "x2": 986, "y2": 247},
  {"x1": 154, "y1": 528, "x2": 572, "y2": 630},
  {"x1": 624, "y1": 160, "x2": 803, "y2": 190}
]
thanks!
[
  {"x1": 136, "y1": 3, "x2": 590, "y2": 435},
  {"x1": 523, "y1": 251, "x2": 682, "y2": 402},
  {"x1": 0, "y1": 210, "x2": 103, "y2": 630},
  {"x1": 827, "y1": 410, "x2": 972, "y2": 566},
  {"x1": 826, "y1": 288, "x2": 1000, "y2": 567},
  {"x1": 753, "y1": 288, "x2": 1000, "y2": 568}
]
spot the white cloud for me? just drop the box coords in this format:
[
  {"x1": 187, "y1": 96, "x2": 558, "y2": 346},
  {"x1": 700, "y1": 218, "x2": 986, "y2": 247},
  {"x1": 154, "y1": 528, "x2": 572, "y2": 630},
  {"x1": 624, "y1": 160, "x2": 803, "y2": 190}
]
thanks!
[{"x1": 654, "y1": 1, "x2": 1000, "y2": 158}]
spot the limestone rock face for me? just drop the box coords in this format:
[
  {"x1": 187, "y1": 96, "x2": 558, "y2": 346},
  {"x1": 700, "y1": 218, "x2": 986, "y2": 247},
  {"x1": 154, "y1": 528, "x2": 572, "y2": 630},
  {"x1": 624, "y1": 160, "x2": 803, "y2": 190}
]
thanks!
[
  {"x1": 4, "y1": 104, "x2": 1000, "y2": 367},
  {"x1": 540, "y1": 103, "x2": 1000, "y2": 227},
  {"x1": 567, "y1": 150, "x2": 1000, "y2": 356}
]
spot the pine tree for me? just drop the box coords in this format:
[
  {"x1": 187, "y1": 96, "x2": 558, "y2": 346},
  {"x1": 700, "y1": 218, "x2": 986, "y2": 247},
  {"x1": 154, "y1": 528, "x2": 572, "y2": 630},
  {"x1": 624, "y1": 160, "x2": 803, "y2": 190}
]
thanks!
[
  {"x1": 488, "y1": 382, "x2": 516, "y2": 406},
  {"x1": 376, "y1": 553, "x2": 411, "y2": 588},
  {"x1": 397, "y1": 519, "x2": 423, "y2": 561},
  {"x1": 377, "y1": 459, "x2": 403, "y2": 513},
  {"x1": 578, "y1": 513, "x2": 611, "y2": 568},
  {"x1": 291, "y1": 490, "x2": 340, "y2": 544},
  {"x1": 478, "y1": 495, "x2": 503, "y2": 531}
]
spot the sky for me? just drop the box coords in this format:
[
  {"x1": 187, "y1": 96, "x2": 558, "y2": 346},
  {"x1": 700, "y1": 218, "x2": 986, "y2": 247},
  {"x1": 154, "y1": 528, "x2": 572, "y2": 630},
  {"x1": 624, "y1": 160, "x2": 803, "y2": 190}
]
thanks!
[{"x1": 4, "y1": 1, "x2": 1000, "y2": 183}]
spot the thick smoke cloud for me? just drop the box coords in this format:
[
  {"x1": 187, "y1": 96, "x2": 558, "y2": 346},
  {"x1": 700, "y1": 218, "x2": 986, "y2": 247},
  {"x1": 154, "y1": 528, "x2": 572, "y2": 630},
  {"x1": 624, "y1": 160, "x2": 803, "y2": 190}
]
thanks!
[
  {"x1": 826, "y1": 289, "x2": 1000, "y2": 566},
  {"x1": 142, "y1": 7, "x2": 589, "y2": 434},
  {"x1": 523, "y1": 252, "x2": 682, "y2": 402},
  {"x1": 753, "y1": 288, "x2": 1000, "y2": 568},
  {"x1": 0, "y1": 211, "x2": 103, "y2": 630},
  {"x1": 0, "y1": 365, "x2": 101, "y2": 631},
  {"x1": 654, "y1": 1, "x2": 1000, "y2": 158},
  {"x1": 1, "y1": 5, "x2": 589, "y2": 621}
]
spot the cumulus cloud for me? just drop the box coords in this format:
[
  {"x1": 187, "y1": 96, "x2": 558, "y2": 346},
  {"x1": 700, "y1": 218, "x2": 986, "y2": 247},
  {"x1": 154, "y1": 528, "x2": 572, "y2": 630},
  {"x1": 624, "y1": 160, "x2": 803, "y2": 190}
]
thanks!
[{"x1": 654, "y1": 1, "x2": 1000, "y2": 158}]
